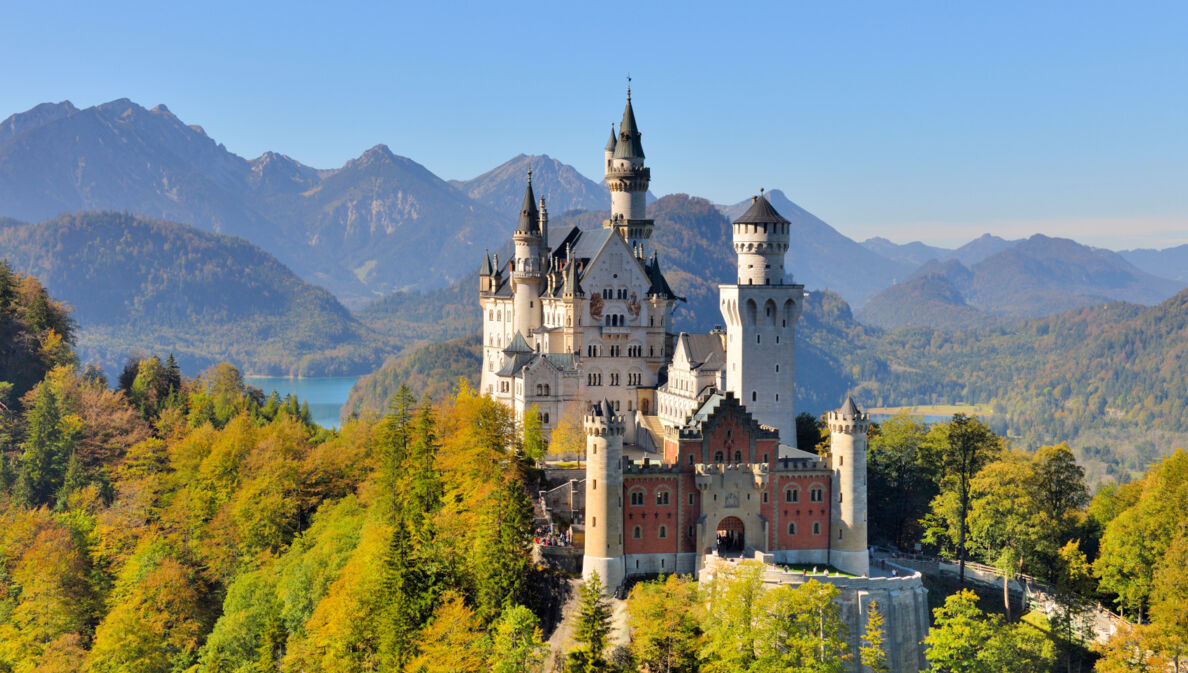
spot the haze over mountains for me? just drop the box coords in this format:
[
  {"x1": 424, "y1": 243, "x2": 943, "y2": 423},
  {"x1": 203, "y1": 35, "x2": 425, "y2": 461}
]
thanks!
[{"x1": 0, "y1": 97, "x2": 1185, "y2": 378}]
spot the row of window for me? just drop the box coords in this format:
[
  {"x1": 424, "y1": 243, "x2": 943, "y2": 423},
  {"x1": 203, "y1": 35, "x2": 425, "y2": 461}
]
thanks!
[
  {"x1": 585, "y1": 344, "x2": 653, "y2": 357},
  {"x1": 601, "y1": 288, "x2": 631, "y2": 300},
  {"x1": 586, "y1": 373, "x2": 643, "y2": 387},
  {"x1": 626, "y1": 521, "x2": 825, "y2": 541},
  {"x1": 786, "y1": 521, "x2": 822, "y2": 536},
  {"x1": 784, "y1": 486, "x2": 825, "y2": 503}
]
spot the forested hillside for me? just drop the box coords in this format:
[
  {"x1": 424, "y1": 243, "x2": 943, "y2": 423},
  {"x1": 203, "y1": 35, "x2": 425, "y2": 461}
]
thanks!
[
  {"x1": 0, "y1": 212, "x2": 389, "y2": 376},
  {"x1": 341, "y1": 335, "x2": 481, "y2": 422},
  {"x1": 0, "y1": 296, "x2": 549, "y2": 672}
]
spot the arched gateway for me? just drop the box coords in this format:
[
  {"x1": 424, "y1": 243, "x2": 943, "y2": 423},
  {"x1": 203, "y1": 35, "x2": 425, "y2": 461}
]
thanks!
[{"x1": 716, "y1": 516, "x2": 745, "y2": 555}]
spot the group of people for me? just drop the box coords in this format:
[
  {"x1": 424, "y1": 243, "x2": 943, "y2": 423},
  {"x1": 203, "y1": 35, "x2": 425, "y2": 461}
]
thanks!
[{"x1": 534, "y1": 525, "x2": 571, "y2": 547}]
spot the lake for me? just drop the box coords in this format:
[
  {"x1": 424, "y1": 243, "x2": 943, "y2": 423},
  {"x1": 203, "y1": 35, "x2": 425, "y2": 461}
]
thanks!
[{"x1": 245, "y1": 376, "x2": 360, "y2": 429}]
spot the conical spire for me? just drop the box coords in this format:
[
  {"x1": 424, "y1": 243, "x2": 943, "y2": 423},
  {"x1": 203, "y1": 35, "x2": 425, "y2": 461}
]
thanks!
[
  {"x1": 605, "y1": 124, "x2": 617, "y2": 152},
  {"x1": 839, "y1": 395, "x2": 861, "y2": 417},
  {"x1": 613, "y1": 93, "x2": 645, "y2": 159},
  {"x1": 480, "y1": 249, "x2": 493, "y2": 276},
  {"x1": 514, "y1": 171, "x2": 540, "y2": 234}
]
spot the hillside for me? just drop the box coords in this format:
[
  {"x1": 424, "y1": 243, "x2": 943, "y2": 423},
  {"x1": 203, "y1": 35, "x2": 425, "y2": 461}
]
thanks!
[
  {"x1": 856, "y1": 272, "x2": 1000, "y2": 330},
  {"x1": 719, "y1": 189, "x2": 912, "y2": 305},
  {"x1": 1120, "y1": 243, "x2": 1188, "y2": 282},
  {"x1": 0, "y1": 99, "x2": 505, "y2": 305},
  {"x1": 964, "y1": 235, "x2": 1183, "y2": 315},
  {"x1": 340, "y1": 334, "x2": 482, "y2": 421},
  {"x1": 0, "y1": 212, "x2": 389, "y2": 376},
  {"x1": 450, "y1": 153, "x2": 610, "y2": 217},
  {"x1": 859, "y1": 235, "x2": 1186, "y2": 327},
  {"x1": 861, "y1": 236, "x2": 951, "y2": 267}
]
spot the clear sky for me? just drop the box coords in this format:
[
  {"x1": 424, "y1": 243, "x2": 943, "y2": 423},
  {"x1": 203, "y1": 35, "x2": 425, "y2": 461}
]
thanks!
[{"x1": 4, "y1": 1, "x2": 1185, "y2": 250}]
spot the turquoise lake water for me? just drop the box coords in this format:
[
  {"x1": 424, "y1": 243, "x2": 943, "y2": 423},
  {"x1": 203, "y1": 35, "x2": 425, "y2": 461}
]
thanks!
[{"x1": 245, "y1": 376, "x2": 360, "y2": 429}]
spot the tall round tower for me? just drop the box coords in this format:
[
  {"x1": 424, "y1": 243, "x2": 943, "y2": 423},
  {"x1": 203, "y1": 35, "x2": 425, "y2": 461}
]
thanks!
[
  {"x1": 582, "y1": 399, "x2": 625, "y2": 593},
  {"x1": 720, "y1": 193, "x2": 804, "y2": 452},
  {"x1": 732, "y1": 191, "x2": 790, "y2": 286},
  {"x1": 511, "y1": 174, "x2": 544, "y2": 336},
  {"x1": 604, "y1": 88, "x2": 653, "y2": 250},
  {"x1": 828, "y1": 396, "x2": 870, "y2": 576}
]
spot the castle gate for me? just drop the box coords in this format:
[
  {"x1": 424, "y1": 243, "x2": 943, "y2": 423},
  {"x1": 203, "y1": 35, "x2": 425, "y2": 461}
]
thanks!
[{"x1": 716, "y1": 516, "x2": 745, "y2": 554}]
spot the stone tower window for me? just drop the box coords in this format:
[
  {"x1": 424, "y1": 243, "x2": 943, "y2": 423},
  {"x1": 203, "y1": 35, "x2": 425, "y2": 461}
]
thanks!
[
  {"x1": 633, "y1": 526, "x2": 642, "y2": 539},
  {"x1": 788, "y1": 522, "x2": 797, "y2": 535},
  {"x1": 658, "y1": 525, "x2": 667, "y2": 539},
  {"x1": 813, "y1": 521, "x2": 821, "y2": 535}
]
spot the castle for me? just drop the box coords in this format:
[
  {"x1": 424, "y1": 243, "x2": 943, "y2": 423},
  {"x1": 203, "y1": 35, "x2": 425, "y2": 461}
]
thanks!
[{"x1": 479, "y1": 91, "x2": 869, "y2": 585}]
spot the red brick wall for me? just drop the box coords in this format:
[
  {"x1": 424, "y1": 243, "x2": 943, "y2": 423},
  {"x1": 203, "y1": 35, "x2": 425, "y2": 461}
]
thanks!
[
  {"x1": 623, "y1": 475, "x2": 681, "y2": 554},
  {"x1": 772, "y1": 474, "x2": 831, "y2": 550}
]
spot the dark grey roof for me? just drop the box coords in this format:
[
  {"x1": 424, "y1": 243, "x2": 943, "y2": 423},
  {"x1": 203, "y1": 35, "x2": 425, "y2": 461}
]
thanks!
[
  {"x1": 605, "y1": 124, "x2": 617, "y2": 151},
  {"x1": 480, "y1": 249, "x2": 493, "y2": 276},
  {"x1": 733, "y1": 194, "x2": 790, "y2": 225},
  {"x1": 503, "y1": 332, "x2": 534, "y2": 354},
  {"x1": 514, "y1": 178, "x2": 540, "y2": 234},
  {"x1": 562, "y1": 258, "x2": 583, "y2": 296},
  {"x1": 571, "y1": 227, "x2": 613, "y2": 262},
  {"x1": 496, "y1": 352, "x2": 536, "y2": 377},
  {"x1": 543, "y1": 353, "x2": 578, "y2": 371},
  {"x1": 840, "y1": 396, "x2": 861, "y2": 417},
  {"x1": 676, "y1": 332, "x2": 726, "y2": 371},
  {"x1": 613, "y1": 97, "x2": 645, "y2": 159},
  {"x1": 644, "y1": 253, "x2": 681, "y2": 300}
]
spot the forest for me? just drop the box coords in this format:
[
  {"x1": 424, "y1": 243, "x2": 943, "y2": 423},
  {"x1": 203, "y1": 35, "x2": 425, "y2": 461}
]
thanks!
[{"x1": 1, "y1": 263, "x2": 1185, "y2": 673}]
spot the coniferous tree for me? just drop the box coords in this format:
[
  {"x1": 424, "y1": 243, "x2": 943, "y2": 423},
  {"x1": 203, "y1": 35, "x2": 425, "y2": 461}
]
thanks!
[
  {"x1": 490, "y1": 604, "x2": 548, "y2": 673},
  {"x1": 860, "y1": 602, "x2": 889, "y2": 673},
  {"x1": 567, "y1": 572, "x2": 613, "y2": 673},
  {"x1": 16, "y1": 386, "x2": 71, "y2": 506}
]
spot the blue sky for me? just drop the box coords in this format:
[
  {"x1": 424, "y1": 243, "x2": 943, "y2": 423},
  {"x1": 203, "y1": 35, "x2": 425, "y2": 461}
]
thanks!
[{"x1": 4, "y1": 1, "x2": 1185, "y2": 249}]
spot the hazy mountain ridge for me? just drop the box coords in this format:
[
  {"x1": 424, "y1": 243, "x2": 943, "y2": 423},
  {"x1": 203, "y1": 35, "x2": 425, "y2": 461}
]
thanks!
[
  {"x1": 0, "y1": 99, "x2": 506, "y2": 306},
  {"x1": 0, "y1": 211, "x2": 390, "y2": 376},
  {"x1": 1120, "y1": 244, "x2": 1188, "y2": 282},
  {"x1": 858, "y1": 235, "x2": 1185, "y2": 329},
  {"x1": 450, "y1": 153, "x2": 610, "y2": 217}
]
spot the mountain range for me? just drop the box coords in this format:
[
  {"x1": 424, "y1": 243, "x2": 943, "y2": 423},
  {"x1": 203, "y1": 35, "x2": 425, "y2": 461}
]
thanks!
[
  {"x1": 0, "y1": 211, "x2": 388, "y2": 375},
  {"x1": 857, "y1": 235, "x2": 1184, "y2": 329},
  {"x1": 0, "y1": 97, "x2": 1185, "y2": 378}
]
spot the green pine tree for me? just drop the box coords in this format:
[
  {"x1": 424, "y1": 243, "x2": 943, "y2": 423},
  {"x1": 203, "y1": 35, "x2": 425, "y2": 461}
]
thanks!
[
  {"x1": 16, "y1": 386, "x2": 71, "y2": 506},
  {"x1": 567, "y1": 572, "x2": 613, "y2": 672}
]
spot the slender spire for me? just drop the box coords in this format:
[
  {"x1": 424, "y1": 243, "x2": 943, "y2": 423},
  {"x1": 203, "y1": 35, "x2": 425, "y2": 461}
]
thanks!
[
  {"x1": 613, "y1": 88, "x2": 644, "y2": 159},
  {"x1": 605, "y1": 124, "x2": 617, "y2": 152},
  {"x1": 514, "y1": 173, "x2": 539, "y2": 234},
  {"x1": 480, "y1": 249, "x2": 493, "y2": 276}
]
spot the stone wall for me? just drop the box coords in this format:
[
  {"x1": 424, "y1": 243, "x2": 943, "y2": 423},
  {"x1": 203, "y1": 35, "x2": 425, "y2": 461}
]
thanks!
[{"x1": 704, "y1": 556, "x2": 929, "y2": 673}]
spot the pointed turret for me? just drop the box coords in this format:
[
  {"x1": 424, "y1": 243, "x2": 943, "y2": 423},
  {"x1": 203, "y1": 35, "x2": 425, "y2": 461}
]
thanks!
[
  {"x1": 613, "y1": 95, "x2": 645, "y2": 160},
  {"x1": 604, "y1": 88, "x2": 652, "y2": 247},
  {"x1": 479, "y1": 249, "x2": 495, "y2": 294},
  {"x1": 605, "y1": 124, "x2": 618, "y2": 152},
  {"x1": 514, "y1": 173, "x2": 540, "y2": 235},
  {"x1": 511, "y1": 172, "x2": 544, "y2": 335},
  {"x1": 839, "y1": 395, "x2": 860, "y2": 418}
]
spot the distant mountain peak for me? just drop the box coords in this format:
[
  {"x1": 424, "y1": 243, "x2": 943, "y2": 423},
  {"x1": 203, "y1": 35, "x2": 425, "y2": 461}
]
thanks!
[{"x1": 150, "y1": 103, "x2": 174, "y2": 117}]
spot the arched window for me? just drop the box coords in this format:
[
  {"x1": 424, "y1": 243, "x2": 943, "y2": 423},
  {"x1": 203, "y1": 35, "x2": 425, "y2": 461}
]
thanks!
[
  {"x1": 734, "y1": 450, "x2": 742, "y2": 463},
  {"x1": 629, "y1": 490, "x2": 644, "y2": 506},
  {"x1": 714, "y1": 451, "x2": 724, "y2": 463},
  {"x1": 656, "y1": 489, "x2": 670, "y2": 506},
  {"x1": 785, "y1": 487, "x2": 798, "y2": 503},
  {"x1": 658, "y1": 525, "x2": 668, "y2": 539},
  {"x1": 633, "y1": 526, "x2": 642, "y2": 539},
  {"x1": 788, "y1": 522, "x2": 797, "y2": 535},
  {"x1": 813, "y1": 522, "x2": 821, "y2": 535}
]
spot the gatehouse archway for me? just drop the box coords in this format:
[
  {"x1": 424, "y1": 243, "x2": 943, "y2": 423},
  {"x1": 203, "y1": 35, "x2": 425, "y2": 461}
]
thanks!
[{"x1": 716, "y1": 516, "x2": 745, "y2": 555}]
